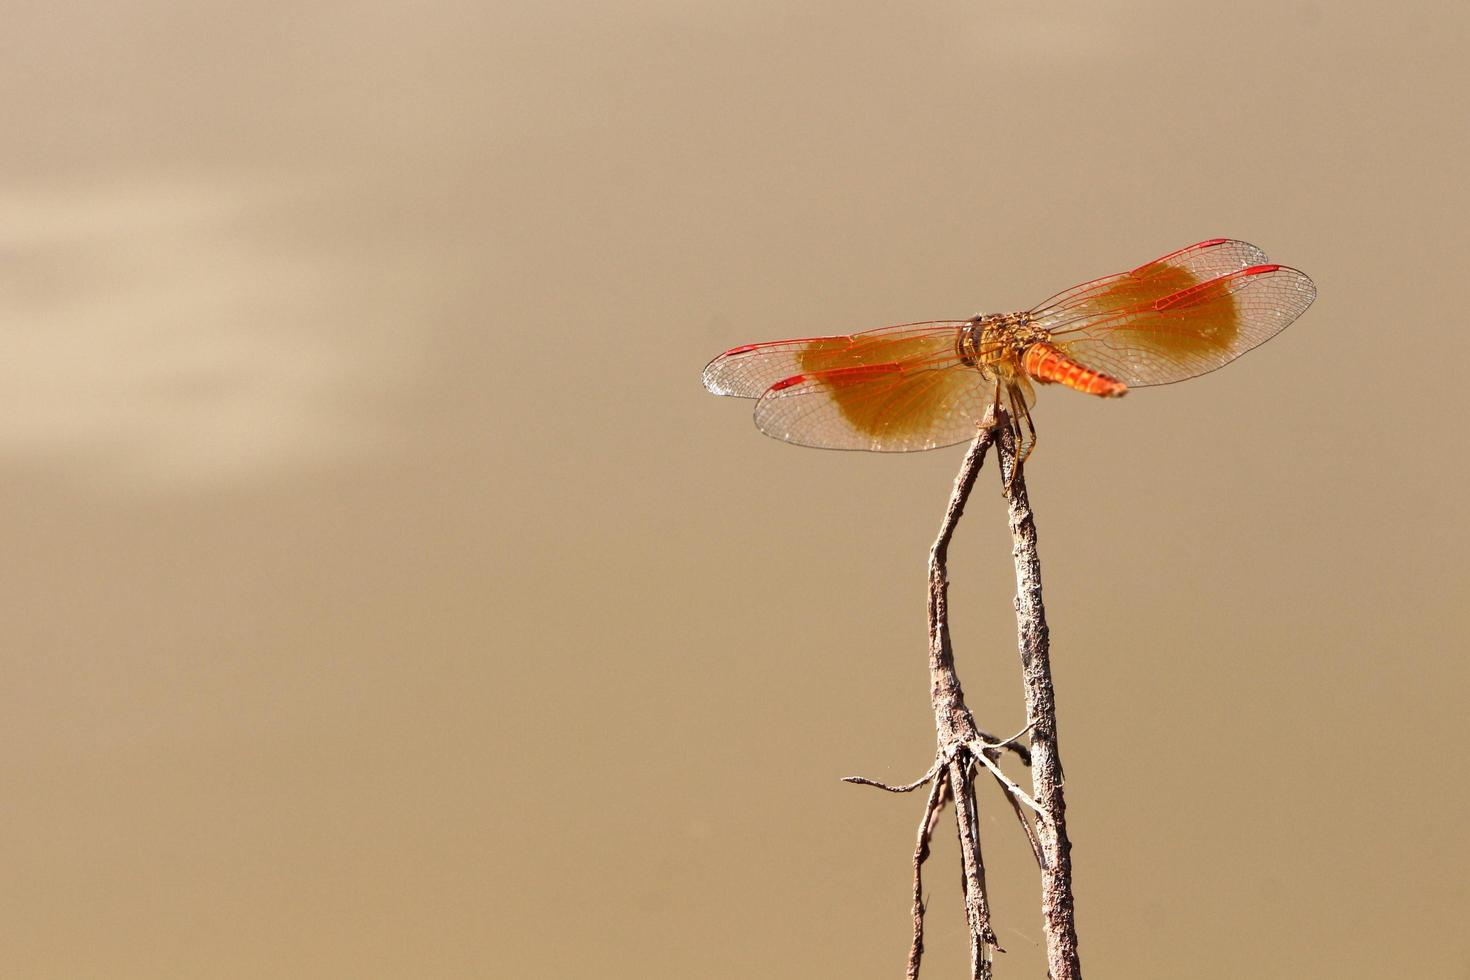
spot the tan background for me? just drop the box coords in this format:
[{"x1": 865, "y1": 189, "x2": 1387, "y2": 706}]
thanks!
[{"x1": 2, "y1": 1, "x2": 1467, "y2": 977}]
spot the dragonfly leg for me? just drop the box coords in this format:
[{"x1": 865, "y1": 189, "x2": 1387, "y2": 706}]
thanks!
[
  {"x1": 1002, "y1": 384, "x2": 1036, "y2": 495},
  {"x1": 1017, "y1": 394, "x2": 1037, "y2": 468}
]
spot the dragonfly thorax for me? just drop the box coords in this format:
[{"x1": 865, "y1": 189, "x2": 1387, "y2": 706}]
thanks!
[{"x1": 961, "y1": 312, "x2": 1048, "y2": 371}]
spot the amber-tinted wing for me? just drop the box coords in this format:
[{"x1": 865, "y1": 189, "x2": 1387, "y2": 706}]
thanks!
[
  {"x1": 1031, "y1": 241, "x2": 1316, "y2": 387},
  {"x1": 1030, "y1": 239, "x2": 1269, "y2": 321},
  {"x1": 703, "y1": 322, "x2": 990, "y2": 451},
  {"x1": 702, "y1": 321, "x2": 971, "y2": 398}
]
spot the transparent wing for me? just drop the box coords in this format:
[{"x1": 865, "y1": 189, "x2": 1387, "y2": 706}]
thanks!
[
  {"x1": 752, "y1": 352, "x2": 992, "y2": 452},
  {"x1": 702, "y1": 320, "x2": 971, "y2": 398},
  {"x1": 1043, "y1": 263, "x2": 1316, "y2": 387},
  {"x1": 1030, "y1": 239, "x2": 1270, "y2": 322}
]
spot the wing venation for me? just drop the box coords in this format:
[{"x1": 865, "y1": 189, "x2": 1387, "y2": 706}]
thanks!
[
  {"x1": 701, "y1": 320, "x2": 970, "y2": 398},
  {"x1": 1042, "y1": 263, "x2": 1316, "y2": 387}
]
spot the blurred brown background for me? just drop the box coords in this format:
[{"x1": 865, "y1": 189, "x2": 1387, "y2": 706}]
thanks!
[{"x1": 2, "y1": 1, "x2": 1466, "y2": 977}]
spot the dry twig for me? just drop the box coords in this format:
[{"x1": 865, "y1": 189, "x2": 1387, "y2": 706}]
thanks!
[
  {"x1": 844, "y1": 407, "x2": 1081, "y2": 979},
  {"x1": 996, "y1": 418, "x2": 1081, "y2": 979}
]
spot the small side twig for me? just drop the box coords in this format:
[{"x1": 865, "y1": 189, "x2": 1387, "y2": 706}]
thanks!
[
  {"x1": 906, "y1": 776, "x2": 949, "y2": 980},
  {"x1": 843, "y1": 757, "x2": 942, "y2": 794},
  {"x1": 989, "y1": 763, "x2": 1046, "y2": 869},
  {"x1": 975, "y1": 721, "x2": 1035, "y2": 754},
  {"x1": 969, "y1": 741, "x2": 1047, "y2": 823}
]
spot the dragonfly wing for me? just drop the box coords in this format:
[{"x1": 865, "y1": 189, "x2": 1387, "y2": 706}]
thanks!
[
  {"x1": 753, "y1": 356, "x2": 990, "y2": 452},
  {"x1": 1031, "y1": 239, "x2": 1270, "y2": 322},
  {"x1": 1042, "y1": 263, "x2": 1316, "y2": 387},
  {"x1": 702, "y1": 320, "x2": 970, "y2": 398}
]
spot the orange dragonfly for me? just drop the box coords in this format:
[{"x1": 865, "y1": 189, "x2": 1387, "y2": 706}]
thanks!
[{"x1": 702, "y1": 239, "x2": 1315, "y2": 467}]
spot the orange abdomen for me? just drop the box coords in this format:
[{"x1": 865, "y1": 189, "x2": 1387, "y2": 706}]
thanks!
[{"x1": 1022, "y1": 343, "x2": 1127, "y2": 398}]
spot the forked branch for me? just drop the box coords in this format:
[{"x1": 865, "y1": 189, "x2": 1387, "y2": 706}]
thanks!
[{"x1": 845, "y1": 408, "x2": 1081, "y2": 979}]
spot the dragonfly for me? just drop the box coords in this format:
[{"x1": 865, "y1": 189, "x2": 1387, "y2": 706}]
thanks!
[{"x1": 702, "y1": 239, "x2": 1316, "y2": 472}]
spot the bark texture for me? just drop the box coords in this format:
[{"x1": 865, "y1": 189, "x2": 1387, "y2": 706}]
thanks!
[{"x1": 845, "y1": 409, "x2": 1082, "y2": 979}]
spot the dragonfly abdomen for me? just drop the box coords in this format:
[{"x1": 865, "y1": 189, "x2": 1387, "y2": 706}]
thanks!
[{"x1": 1022, "y1": 343, "x2": 1127, "y2": 398}]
